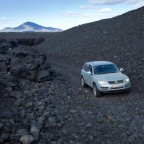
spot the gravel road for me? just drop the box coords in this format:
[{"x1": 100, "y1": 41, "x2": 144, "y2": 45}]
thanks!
[{"x1": 45, "y1": 56, "x2": 144, "y2": 144}]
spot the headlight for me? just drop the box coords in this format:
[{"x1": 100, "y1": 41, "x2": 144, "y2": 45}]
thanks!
[
  {"x1": 125, "y1": 78, "x2": 130, "y2": 82},
  {"x1": 98, "y1": 81, "x2": 108, "y2": 85}
]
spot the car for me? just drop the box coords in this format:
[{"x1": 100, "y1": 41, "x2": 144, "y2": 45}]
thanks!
[{"x1": 81, "y1": 61, "x2": 130, "y2": 97}]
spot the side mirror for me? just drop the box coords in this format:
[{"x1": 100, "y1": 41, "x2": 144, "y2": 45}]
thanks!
[
  {"x1": 87, "y1": 71, "x2": 92, "y2": 75},
  {"x1": 120, "y1": 68, "x2": 124, "y2": 73}
]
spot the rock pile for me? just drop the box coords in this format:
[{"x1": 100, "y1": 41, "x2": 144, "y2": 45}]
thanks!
[
  {"x1": 0, "y1": 38, "x2": 45, "y2": 51},
  {"x1": 0, "y1": 46, "x2": 54, "y2": 82},
  {"x1": 1, "y1": 74, "x2": 144, "y2": 144},
  {"x1": 0, "y1": 76, "x2": 66, "y2": 143},
  {"x1": 0, "y1": 46, "x2": 56, "y2": 143}
]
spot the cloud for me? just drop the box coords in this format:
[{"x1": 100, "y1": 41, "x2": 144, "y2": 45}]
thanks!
[
  {"x1": 127, "y1": 0, "x2": 144, "y2": 4},
  {"x1": 88, "y1": 0, "x2": 125, "y2": 5},
  {"x1": 97, "y1": 8, "x2": 112, "y2": 12},
  {"x1": 88, "y1": 0, "x2": 144, "y2": 5},
  {"x1": 79, "y1": 5, "x2": 97, "y2": 9},
  {"x1": 63, "y1": 11, "x2": 91, "y2": 17},
  {"x1": 63, "y1": 11, "x2": 81, "y2": 17},
  {"x1": 135, "y1": 1, "x2": 144, "y2": 7},
  {"x1": 0, "y1": 17, "x2": 8, "y2": 21},
  {"x1": 82, "y1": 13, "x2": 92, "y2": 17},
  {"x1": 127, "y1": 0, "x2": 144, "y2": 8},
  {"x1": 0, "y1": 17, "x2": 13, "y2": 29}
]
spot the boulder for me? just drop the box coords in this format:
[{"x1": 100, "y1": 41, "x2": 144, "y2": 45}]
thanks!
[
  {"x1": 37, "y1": 70, "x2": 51, "y2": 82},
  {"x1": 15, "y1": 129, "x2": 28, "y2": 137},
  {"x1": 11, "y1": 91, "x2": 23, "y2": 99},
  {"x1": 0, "y1": 123, "x2": 4, "y2": 130},
  {"x1": 0, "y1": 62, "x2": 7, "y2": 74},
  {"x1": 20, "y1": 134, "x2": 34, "y2": 144},
  {"x1": 30, "y1": 122, "x2": 42, "y2": 137}
]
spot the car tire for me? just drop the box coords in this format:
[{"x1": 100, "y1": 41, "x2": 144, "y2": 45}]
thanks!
[
  {"x1": 81, "y1": 77, "x2": 86, "y2": 87},
  {"x1": 126, "y1": 88, "x2": 131, "y2": 94},
  {"x1": 93, "y1": 83, "x2": 101, "y2": 97}
]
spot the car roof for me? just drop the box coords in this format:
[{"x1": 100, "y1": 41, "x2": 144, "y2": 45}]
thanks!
[{"x1": 86, "y1": 61, "x2": 113, "y2": 66}]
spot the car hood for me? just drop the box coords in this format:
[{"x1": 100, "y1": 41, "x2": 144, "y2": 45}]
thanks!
[{"x1": 94, "y1": 72, "x2": 127, "y2": 81}]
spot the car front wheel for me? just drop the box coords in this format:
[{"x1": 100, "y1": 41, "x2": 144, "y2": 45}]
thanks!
[
  {"x1": 93, "y1": 83, "x2": 101, "y2": 97},
  {"x1": 82, "y1": 77, "x2": 86, "y2": 87}
]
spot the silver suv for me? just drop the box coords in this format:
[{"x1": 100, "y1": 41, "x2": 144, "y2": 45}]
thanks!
[{"x1": 81, "y1": 61, "x2": 130, "y2": 97}]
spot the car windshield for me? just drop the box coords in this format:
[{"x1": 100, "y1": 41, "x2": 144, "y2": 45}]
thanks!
[{"x1": 94, "y1": 64, "x2": 119, "y2": 75}]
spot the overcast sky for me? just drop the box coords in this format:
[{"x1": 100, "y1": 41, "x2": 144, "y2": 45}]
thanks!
[{"x1": 0, "y1": 0, "x2": 144, "y2": 30}]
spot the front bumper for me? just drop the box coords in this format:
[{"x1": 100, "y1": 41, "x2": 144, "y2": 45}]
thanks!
[{"x1": 98, "y1": 83, "x2": 130, "y2": 93}]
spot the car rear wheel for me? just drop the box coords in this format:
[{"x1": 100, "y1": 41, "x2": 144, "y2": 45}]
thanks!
[
  {"x1": 93, "y1": 83, "x2": 101, "y2": 97},
  {"x1": 82, "y1": 77, "x2": 86, "y2": 87}
]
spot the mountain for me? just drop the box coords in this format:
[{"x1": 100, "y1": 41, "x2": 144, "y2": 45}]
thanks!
[{"x1": 0, "y1": 22, "x2": 62, "y2": 32}]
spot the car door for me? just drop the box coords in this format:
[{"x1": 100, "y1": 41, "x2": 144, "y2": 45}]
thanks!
[
  {"x1": 86, "y1": 65, "x2": 93, "y2": 87},
  {"x1": 82, "y1": 63, "x2": 89, "y2": 84}
]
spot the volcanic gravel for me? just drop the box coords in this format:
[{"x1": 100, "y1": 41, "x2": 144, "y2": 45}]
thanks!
[{"x1": 0, "y1": 6, "x2": 144, "y2": 144}]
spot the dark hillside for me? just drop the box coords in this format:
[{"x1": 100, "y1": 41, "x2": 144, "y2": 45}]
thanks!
[{"x1": 40, "y1": 6, "x2": 144, "y2": 86}]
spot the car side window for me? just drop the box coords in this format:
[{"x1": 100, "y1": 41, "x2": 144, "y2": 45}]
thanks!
[
  {"x1": 83, "y1": 64, "x2": 89, "y2": 72},
  {"x1": 89, "y1": 65, "x2": 93, "y2": 74}
]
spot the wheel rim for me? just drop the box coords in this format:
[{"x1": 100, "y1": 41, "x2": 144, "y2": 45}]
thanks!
[
  {"x1": 93, "y1": 85, "x2": 97, "y2": 96},
  {"x1": 82, "y1": 78, "x2": 84, "y2": 86}
]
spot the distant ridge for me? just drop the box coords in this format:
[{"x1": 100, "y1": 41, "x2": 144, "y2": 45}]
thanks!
[{"x1": 0, "y1": 21, "x2": 63, "y2": 32}]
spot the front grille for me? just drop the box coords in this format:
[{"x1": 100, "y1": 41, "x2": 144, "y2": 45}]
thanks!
[
  {"x1": 108, "y1": 80, "x2": 123, "y2": 84},
  {"x1": 100, "y1": 87, "x2": 109, "y2": 91},
  {"x1": 110, "y1": 86, "x2": 123, "y2": 90}
]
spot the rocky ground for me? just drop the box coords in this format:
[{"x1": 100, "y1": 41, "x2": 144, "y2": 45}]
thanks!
[
  {"x1": 1, "y1": 70, "x2": 144, "y2": 144},
  {"x1": 0, "y1": 6, "x2": 144, "y2": 144},
  {"x1": 0, "y1": 45, "x2": 144, "y2": 144}
]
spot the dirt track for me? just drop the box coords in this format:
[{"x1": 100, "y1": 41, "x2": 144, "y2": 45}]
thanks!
[{"x1": 46, "y1": 54, "x2": 144, "y2": 144}]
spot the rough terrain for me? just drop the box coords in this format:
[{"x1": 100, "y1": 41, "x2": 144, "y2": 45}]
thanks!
[{"x1": 0, "y1": 6, "x2": 144, "y2": 144}]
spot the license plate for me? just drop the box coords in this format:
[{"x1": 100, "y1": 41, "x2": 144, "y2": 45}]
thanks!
[{"x1": 111, "y1": 84, "x2": 123, "y2": 88}]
